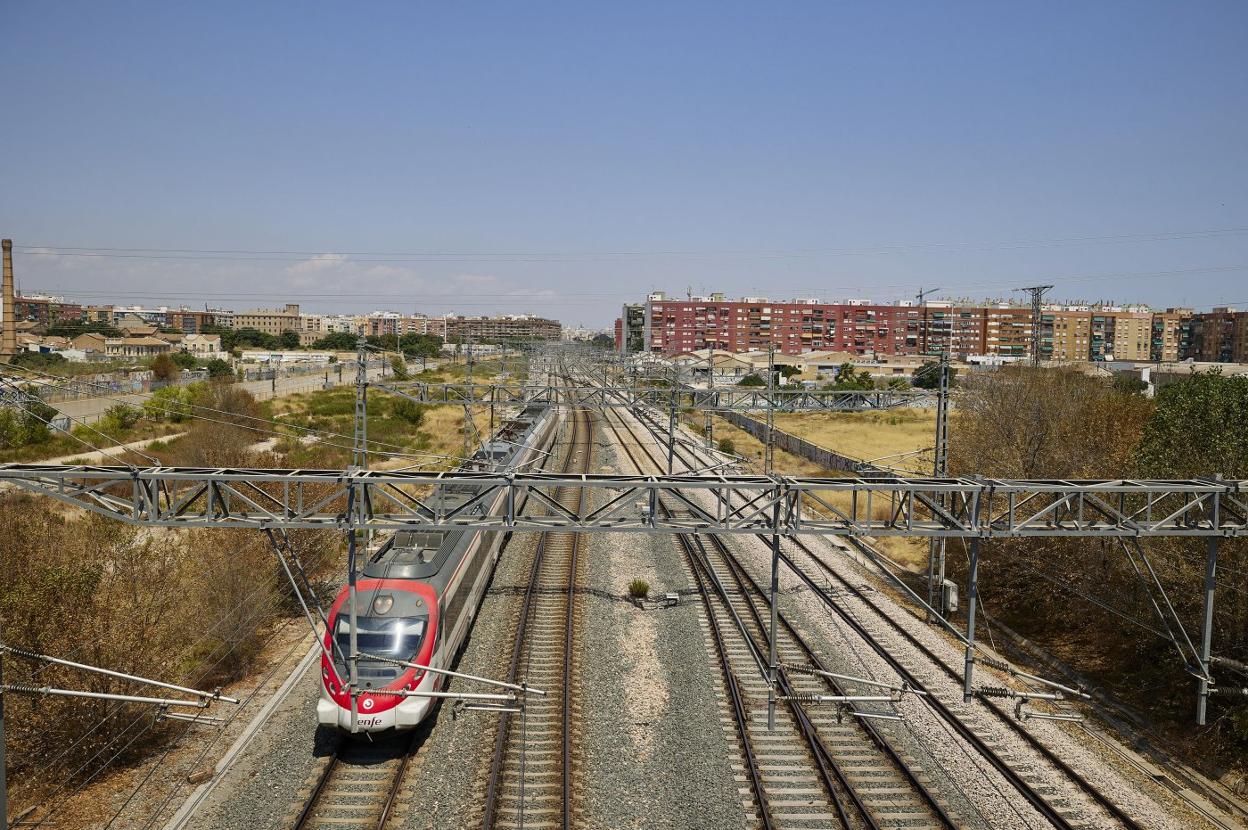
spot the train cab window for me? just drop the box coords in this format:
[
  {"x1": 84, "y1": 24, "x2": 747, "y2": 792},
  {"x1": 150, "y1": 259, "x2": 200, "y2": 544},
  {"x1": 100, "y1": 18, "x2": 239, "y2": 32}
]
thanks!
[{"x1": 334, "y1": 616, "x2": 428, "y2": 688}]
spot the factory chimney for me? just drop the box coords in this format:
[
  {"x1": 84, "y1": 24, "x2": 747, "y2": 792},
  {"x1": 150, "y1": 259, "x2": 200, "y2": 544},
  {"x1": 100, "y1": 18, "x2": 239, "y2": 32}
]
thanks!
[{"x1": 1, "y1": 239, "x2": 16, "y2": 362}]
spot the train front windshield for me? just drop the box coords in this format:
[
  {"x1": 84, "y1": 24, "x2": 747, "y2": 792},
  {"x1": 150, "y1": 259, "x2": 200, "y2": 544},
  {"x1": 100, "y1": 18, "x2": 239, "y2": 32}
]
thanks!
[{"x1": 334, "y1": 616, "x2": 428, "y2": 665}]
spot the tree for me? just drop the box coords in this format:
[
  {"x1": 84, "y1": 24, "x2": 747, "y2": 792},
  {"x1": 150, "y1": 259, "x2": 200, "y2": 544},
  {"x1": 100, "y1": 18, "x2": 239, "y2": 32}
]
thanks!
[
  {"x1": 365, "y1": 333, "x2": 398, "y2": 351},
  {"x1": 205, "y1": 357, "x2": 233, "y2": 379},
  {"x1": 591, "y1": 333, "x2": 614, "y2": 349},
  {"x1": 10, "y1": 352, "x2": 68, "y2": 372},
  {"x1": 826, "y1": 363, "x2": 874, "y2": 390},
  {"x1": 46, "y1": 321, "x2": 123, "y2": 338},
  {"x1": 0, "y1": 396, "x2": 62, "y2": 447},
  {"x1": 737, "y1": 373, "x2": 765, "y2": 387},
  {"x1": 777, "y1": 365, "x2": 801, "y2": 380},
  {"x1": 390, "y1": 355, "x2": 409, "y2": 380},
  {"x1": 151, "y1": 353, "x2": 177, "y2": 382},
  {"x1": 912, "y1": 361, "x2": 957, "y2": 389},
  {"x1": 171, "y1": 351, "x2": 199, "y2": 370},
  {"x1": 279, "y1": 330, "x2": 301, "y2": 350},
  {"x1": 1139, "y1": 370, "x2": 1248, "y2": 478},
  {"x1": 399, "y1": 332, "x2": 443, "y2": 359},
  {"x1": 312, "y1": 331, "x2": 359, "y2": 351},
  {"x1": 231, "y1": 328, "x2": 280, "y2": 351}
]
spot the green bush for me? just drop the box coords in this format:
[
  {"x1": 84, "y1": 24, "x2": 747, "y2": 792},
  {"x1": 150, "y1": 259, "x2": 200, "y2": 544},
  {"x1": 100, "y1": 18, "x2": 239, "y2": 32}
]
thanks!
[
  {"x1": 144, "y1": 384, "x2": 196, "y2": 423},
  {"x1": 99, "y1": 404, "x2": 142, "y2": 434},
  {"x1": 717, "y1": 438, "x2": 735, "y2": 455},
  {"x1": 205, "y1": 358, "x2": 232, "y2": 379},
  {"x1": 391, "y1": 398, "x2": 425, "y2": 426},
  {"x1": 627, "y1": 579, "x2": 650, "y2": 600},
  {"x1": 171, "y1": 351, "x2": 199, "y2": 370}
]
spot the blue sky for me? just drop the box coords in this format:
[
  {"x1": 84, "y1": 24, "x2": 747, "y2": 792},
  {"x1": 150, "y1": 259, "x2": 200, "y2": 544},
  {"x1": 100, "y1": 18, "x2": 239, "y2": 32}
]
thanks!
[{"x1": 2, "y1": 1, "x2": 1246, "y2": 327}]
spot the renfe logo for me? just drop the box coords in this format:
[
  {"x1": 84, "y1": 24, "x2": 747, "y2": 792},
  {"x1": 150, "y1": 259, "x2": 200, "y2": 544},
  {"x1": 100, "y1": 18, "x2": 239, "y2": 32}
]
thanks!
[{"x1": 358, "y1": 716, "x2": 383, "y2": 727}]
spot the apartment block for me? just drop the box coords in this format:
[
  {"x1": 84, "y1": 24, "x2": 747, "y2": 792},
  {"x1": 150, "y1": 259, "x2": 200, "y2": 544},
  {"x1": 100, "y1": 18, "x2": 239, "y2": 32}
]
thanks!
[
  {"x1": 442, "y1": 314, "x2": 561, "y2": 343},
  {"x1": 1151, "y1": 309, "x2": 1194, "y2": 362},
  {"x1": 1041, "y1": 309, "x2": 1092, "y2": 362},
  {"x1": 983, "y1": 306, "x2": 1033, "y2": 360},
  {"x1": 233, "y1": 303, "x2": 303, "y2": 336},
  {"x1": 14, "y1": 293, "x2": 83, "y2": 326},
  {"x1": 919, "y1": 304, "x2": 986, "y2": 358},
  {"x1": 1109, "y1": 311, "x2": 1153, "y2": 361},
  {"x1": 1190, "y1": 307, "x2": 1248, "y2": 363}
]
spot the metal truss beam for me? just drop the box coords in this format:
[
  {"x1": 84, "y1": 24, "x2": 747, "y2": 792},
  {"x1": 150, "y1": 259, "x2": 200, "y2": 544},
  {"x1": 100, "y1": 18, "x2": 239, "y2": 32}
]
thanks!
[
  {"x1": 0, "y1": 464, "x2": 1243, "y2": 538},
  {"x1": 380, "y1": 382, "x2": 937, "y2": 412}
]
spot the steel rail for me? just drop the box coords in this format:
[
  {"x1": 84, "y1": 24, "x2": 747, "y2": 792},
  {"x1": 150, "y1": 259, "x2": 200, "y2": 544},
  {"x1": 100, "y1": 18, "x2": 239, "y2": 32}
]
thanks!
[
  {"x1": 711, "y1": 533, "x2": 959, "y2": 830},
  {"x1": 603, "y1": 406, "x2": 858, "y2": 829},
  {"x1": 600, "y1": 409, "x2": 774, "y2": 830},
  {"x1": 481, "y1": 404, "x2": 589, "y2": 830},
  {"x1": 291, "y1": 747, "x2": 339, "y2": 830},
  {"x1": 629, "y1": 394, "x2": 1091, "y2": 830},
  {"x1": 292, "y1": 727, "x2": 423, "y2": 830},
  {"x1": 790, "y1": 536, "x2": 1149, "y2": 830}
]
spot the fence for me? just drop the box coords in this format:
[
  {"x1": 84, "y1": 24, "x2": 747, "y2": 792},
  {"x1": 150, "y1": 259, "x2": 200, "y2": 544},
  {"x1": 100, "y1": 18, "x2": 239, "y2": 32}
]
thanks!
[{"x1": 718, "y1": 410, "x2": 884, "y2": 474}]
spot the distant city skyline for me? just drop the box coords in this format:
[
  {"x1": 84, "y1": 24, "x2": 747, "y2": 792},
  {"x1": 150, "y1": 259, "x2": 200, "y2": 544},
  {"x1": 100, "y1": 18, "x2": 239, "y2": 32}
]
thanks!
[{"x1": 3, "y1": 2, "x2": 1245, "y2": 327}]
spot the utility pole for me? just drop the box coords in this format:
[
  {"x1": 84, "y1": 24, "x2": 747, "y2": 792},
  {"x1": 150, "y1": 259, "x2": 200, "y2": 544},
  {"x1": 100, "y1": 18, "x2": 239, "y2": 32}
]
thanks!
[
  {"x1": 463, "y1": 336, "x2": 476, "y2": 462},
  {"x1": 926, "y1": 350, "x2": 951, "y2": 618},
  {"x1": 764, "y1": 343, "x2": 776, "y2": 474},
  {"x1": 1015, "y1": 284, "x2": 1053, "y2": 367},
  {"x1": 666, "y1": 383, "x2": 677, "y2": 475},
  {"x1": 704, "y1": 346, "x2": 714, "y2": 450},
  {"x1": 1197, "y1": 535, "x2": 1219, "y2": 725},
  {"x1": 352, "y1": 337, "x2": 368, "y2": 470}
]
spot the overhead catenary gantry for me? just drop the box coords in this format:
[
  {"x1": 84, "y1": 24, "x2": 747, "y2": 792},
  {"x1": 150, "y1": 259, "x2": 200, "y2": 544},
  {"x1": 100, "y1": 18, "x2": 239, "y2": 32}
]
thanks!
[
  {"x1": 0, "y1": 464, "x2": 1242, "y2": 538},
  {"x1": 379, "y1": 381, "x2": 939, "y2": 413}
]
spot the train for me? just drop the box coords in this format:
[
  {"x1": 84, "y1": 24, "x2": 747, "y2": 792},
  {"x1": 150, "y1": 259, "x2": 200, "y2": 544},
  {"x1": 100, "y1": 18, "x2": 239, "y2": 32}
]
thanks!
[{"x1": 318, "y1": 403, "x2": 560, "y2": 733}]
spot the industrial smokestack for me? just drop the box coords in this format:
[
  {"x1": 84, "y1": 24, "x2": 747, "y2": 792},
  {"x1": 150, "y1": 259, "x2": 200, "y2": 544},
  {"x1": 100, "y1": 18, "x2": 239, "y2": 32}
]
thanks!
[{"x1": 1, "y1": 239, "x2": 16, "y2": 362}]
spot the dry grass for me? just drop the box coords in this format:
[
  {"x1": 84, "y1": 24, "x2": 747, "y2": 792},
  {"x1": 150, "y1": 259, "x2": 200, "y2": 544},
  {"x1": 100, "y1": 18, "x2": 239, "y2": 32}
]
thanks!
[
  {"x1": 773, "y1": 407, "x2": 940, "y2": 473},
  {"x1": 705, "y1": 410, "x2": 935, "y2": 570}
]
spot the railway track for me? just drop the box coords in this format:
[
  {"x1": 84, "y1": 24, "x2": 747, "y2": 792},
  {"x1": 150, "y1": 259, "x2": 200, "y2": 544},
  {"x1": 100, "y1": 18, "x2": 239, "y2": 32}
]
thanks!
[
  {"x1": 480, "y1": 404, "x2": 592, "y2": 830},
  {"x1": 292, "y1": 729, "x2": 422, "y2": 830},
  {"x1": 606, "y1": 397, "x2": 1157, "y2": 830},
  {"x1": 601, "y1": 406, "x2": 956, "y2": 830}
]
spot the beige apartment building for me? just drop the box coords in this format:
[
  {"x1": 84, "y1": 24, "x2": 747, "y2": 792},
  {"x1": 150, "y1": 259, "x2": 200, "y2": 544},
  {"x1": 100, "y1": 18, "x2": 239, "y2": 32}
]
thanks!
[
  {"x1": 1044, "y1": 310, "x2": 1092, "y2": 362},
  {"x1": 1109, "y1": 311, "x2": 1153, "y2": 361},
  {"x1": 233, "y1": 304, "x2": 302, "y2": 336}
]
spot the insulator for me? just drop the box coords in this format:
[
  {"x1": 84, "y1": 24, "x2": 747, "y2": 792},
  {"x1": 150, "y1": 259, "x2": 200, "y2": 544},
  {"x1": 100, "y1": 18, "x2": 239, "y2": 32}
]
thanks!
[
  {"x1": 2, "y1": 683, "x2": 49, "y2": 695},
  {"x1": 976, "y1": 686, "x2": 1015, "y2": 699},
  {"x1": 978, "y1": 655, "x2": 1012, "y2": 673},
  {"x1": 1, "y1": 644, "x2": 43, "y2": 662},
  {"x1": 781, "y1": 692, "x2": 830, "y2": 705},
  {"x1": 785, "y1": 664, "x2": 819, "y2": 677}
]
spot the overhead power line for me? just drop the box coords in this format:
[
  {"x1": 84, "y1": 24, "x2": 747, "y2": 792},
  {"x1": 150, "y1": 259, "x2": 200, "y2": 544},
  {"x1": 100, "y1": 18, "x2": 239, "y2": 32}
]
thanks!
[{"x1": 14, "y1": 224, "x2": 1248, "y2": 261}]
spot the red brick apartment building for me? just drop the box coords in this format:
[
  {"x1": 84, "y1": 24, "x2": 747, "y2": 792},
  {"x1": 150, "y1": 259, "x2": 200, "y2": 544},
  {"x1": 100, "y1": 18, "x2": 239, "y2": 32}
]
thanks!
[{"x1": 617, "y1": 292, "x2": 1248, "y2": 364}]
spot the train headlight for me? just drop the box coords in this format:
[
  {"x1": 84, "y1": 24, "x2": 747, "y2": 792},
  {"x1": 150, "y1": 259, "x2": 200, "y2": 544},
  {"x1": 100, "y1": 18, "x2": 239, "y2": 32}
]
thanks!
[{"x1": 372, "y1": 594, "x2": 394, "y2": 614}]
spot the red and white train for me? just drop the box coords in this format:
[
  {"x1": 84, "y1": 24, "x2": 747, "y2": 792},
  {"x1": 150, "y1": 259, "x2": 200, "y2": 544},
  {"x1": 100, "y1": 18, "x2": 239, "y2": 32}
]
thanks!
[{"x1": 318, "y1": 404, "x2": 559, "y2": 732}]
